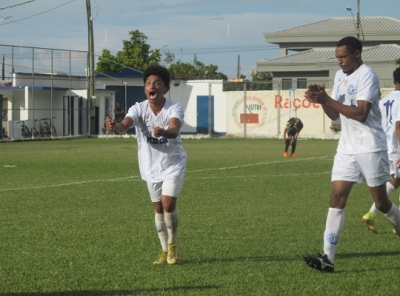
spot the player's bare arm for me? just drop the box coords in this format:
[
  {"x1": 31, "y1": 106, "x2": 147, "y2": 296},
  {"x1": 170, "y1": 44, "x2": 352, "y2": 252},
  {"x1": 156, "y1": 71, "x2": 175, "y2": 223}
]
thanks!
[
  {"x1": 305, "y1": 83, "x2": 372, "y2": 123},
  {"x1": 283, "y1": 127, "x2": 288, "y2": 142},
  {"x1": 153, "y1": 117, "x2": 182, "y2": 139},
  {"x1": 395, "y1": 121, "x2": 400, "y2": 143},
  {"x1": 291, "y1": 131, "x2": 300, "y2": 144},
  {"x1": 106, "y1": 116, "x2": 133, "y2": 134}
]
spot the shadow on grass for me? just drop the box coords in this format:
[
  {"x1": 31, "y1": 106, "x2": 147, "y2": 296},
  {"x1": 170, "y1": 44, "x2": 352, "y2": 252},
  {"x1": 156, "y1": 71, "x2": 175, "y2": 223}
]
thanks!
[
  {"x1": 180, "y1": 255, "x2": 300, "y2": 264},
  {"x1": 337, "y1": 250, "x2": 400, "y2": 259},
  {"x1": 0, "y1": 285, "x2": 220, "y2": 296},
  {"x1": 178, "y1": 250, "x2": 400, "y2": 265}
]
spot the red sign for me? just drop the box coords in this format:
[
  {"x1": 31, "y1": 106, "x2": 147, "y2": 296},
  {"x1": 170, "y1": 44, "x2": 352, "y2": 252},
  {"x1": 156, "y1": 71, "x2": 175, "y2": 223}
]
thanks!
[{"x1": 240, "y1": 113, "x2": 259, "y2": 124}]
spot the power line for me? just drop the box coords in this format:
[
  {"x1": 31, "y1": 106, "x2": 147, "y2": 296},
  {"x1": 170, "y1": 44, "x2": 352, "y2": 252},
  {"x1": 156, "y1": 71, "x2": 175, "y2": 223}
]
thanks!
[
  {"x1": 0, "y1": 0, "x2": 35, "y2": 11},
  {"x1": 0, "y1": 0, "x2": 75, "y2": 27},
  {"x1": 175, "y1": 46, "x2": 278, "y2": 55},
  {"x1": 105, "y1": 45, "x2": 278, "y2": 57}
]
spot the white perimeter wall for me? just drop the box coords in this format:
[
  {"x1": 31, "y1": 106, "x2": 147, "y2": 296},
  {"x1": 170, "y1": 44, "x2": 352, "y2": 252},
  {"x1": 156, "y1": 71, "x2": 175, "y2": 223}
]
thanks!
[
  {"x1": 4, "y1": 75, "x2": 393, "y2": 139},
  {"x1": 169, "y1": 79, "x2": 393, "y2": 139},
  {"x1": 226, "y1": 89, "x2": 330, "y2": 139},
  {"x1": 168, "y1": 80, "x2": 226, "y2": 134}
]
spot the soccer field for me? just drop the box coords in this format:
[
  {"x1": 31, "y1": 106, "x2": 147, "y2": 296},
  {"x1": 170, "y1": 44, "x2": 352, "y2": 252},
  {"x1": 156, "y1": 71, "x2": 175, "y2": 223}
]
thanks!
[{"x1": 1, "y1": 138, "x2": 399, "y2": 295}]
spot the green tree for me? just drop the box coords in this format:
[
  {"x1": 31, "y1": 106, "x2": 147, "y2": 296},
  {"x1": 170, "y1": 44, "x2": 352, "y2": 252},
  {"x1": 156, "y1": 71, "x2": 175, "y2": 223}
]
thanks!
[
  {"x1": 96, "y1": 49, "x2": 120, "y2": 73},
  {"x1": 168, "y1": 55, "x2": 228, "y2": 80},
  {"x1": 164, "y1": 51, "x2": 175, "y2": 67},
  {"x1": 95, "y1": 30, "x2": 161, "y2": 73},
  {"x1": 396, "y1": 58, "x2": 400, "y2": 67},
  {"x1": 250, "y1": 71, "x2": 272, "y2": 90},
  {"x1": 96, "y1": 30, "x2": 228, "y2": 79}
]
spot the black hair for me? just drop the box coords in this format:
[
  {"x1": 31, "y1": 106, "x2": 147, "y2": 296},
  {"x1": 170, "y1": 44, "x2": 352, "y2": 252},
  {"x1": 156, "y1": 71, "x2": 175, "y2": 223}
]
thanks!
[
  {"x1": 336, "y1": 36, "x2": 362, "y2": 54},
  {"x1": 393, "y1": 67, "x2": 400, "y2": 84},
  {"x1": 143, "y1": 64, "x2": 170, "y2": 91}
]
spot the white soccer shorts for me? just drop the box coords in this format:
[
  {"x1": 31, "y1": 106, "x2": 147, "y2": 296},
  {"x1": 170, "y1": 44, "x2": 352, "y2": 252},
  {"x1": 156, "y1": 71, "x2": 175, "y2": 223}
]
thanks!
[
  {"x1": 388, "y1": 153, "x2": 400, "y2": 177},
  {"x1": 147, "y1": 174, "x2": 185, "y2": 202},
  {"x1": 332, "y1": 151, "x2": 391, "y2": 187}
]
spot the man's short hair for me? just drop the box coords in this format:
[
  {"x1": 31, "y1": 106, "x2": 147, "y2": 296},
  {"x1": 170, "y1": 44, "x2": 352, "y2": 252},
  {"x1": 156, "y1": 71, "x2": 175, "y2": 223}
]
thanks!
[
  {"x1": 393, "y1": 67, "x2": 400, "y2": 85},
  {"x1": 143, "y1": 64, "x2": 170, "y2": 91},
  {"x1": 336, "y1": 36, "x2": 362, "y2": 54}
]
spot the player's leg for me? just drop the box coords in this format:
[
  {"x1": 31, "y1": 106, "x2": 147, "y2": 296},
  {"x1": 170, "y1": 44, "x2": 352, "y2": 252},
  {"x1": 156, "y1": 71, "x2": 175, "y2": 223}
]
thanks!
[
  {"x1": 362, "y1": 179, "x2": 397, "y2": 233},
  {"x1": 284, "y1": 136, "x2": 291, "y2": 157},
  {"x1": 304, "y1": 152, "x2": 359, "y2": 272},
  {"x1": 324, "y1": 180, "x2": 353, "y2": 260},
  {"x1": 391, "y1": 161, "x2": 400, "y2": 230},
  {"x1": 291, "y1": 139, "x2": 297, "y2": 157},
  {"x1": 393, "y1": 177, "x2": 400, "y2": 233},
  {"x1": 361, "y1": 152, "x2": 400, "y2": 236},
  {"x1": 147, "y1": 181, "x2": 168, "y2": 264},
  {"x1": 161, "y1": 174, "x2": 185, "y2": 264},
  {"x1": 391, "y1": 161, "x2": 400, "y2": 209},
  {"x1": 369, "y1": 184, "x2": 400, "y2": 235},
  {"x1": 362, "y1": 158, "x2": 400, "y2": 233},
  {"x1": 303, "y1": 181, "x2": 352, "y2": 273}
]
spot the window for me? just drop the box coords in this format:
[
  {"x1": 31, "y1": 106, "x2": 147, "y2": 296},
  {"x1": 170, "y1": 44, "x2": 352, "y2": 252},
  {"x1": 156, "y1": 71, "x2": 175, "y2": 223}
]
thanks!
[
  {"x1": 282, "y1": 79, "x2": 292, "y2": 90},
  {"x1": 297, "y1": 78, "x2": 307, "y2": 89}
]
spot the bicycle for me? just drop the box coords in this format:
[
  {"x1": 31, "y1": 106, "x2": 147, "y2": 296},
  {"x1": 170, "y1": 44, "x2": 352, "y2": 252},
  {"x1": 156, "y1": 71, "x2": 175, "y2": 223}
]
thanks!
[
  {"x1": 32, "y1": 119, "x2": 43, "y2": 138},
  {"x1": 41, "y1": 117, "x2": 57, "y2": 137},
  {"x1": 16, "y1": 120, "x2": 31, "y2": 138}
]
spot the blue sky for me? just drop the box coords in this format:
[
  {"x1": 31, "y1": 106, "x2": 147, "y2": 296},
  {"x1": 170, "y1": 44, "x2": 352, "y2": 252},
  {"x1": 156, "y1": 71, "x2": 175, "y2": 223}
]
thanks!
[{"x1": 1, "y1": 0, "x2": 399, "y2": 79}]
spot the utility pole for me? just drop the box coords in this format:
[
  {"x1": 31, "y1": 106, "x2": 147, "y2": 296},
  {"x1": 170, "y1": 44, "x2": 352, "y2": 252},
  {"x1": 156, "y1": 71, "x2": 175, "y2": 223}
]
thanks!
[
  {"x1": 356, "y1": 0, "x2": 360, "y2": 40},
  {"x1": 86, "y1": 0, "x2": 95, "y2": 134},
  {"x1": 346, "y1": 0, "x2": 362, "y2": 40},
  {"x1": 237, "y1": 55, "x2": 240, "y2": 78}
]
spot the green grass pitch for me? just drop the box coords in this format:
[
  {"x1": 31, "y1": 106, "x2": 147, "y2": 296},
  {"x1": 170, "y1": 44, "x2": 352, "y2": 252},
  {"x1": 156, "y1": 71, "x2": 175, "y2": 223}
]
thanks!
[{"x1": 0, "y1": 138, "x2": 399, "y2": 295}]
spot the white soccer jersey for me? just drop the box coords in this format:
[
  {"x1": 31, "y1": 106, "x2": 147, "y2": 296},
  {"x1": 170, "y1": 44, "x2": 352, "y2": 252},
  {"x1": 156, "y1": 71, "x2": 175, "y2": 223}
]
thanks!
[
  {"x1": 330, "y1": 63, "x2": 387, "y2": 154},
  {"x1": 126, "y1": 99, "x2": 187, "y2": 183},
  {"x1": 380, "y1": 90, "x2": 400, "y2": 160}
]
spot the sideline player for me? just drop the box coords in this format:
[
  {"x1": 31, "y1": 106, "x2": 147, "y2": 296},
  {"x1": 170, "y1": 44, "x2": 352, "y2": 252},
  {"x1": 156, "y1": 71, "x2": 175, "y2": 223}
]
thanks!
[
  {"x1": 302, "y1": 36, "x2": 400, "y2": 273},
  {"x1": 283, "y1": 117, "x2": 303, "y2": 157},
  {"x1": 106, "y1": 65, "x2": 186, "y2": 265},
  {"x1": 114, "y1": 102, "x2": 125, "y2": 123},
  {"x1": 362, "y1": 67, "x2": 400, "y2": 234}
]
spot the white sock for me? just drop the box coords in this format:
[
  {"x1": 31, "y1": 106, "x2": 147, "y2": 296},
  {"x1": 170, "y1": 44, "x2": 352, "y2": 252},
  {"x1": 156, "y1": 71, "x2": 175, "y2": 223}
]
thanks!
[
  {"x1": 384, "y1": 203, "x2": 400, "y2": 236},
  {"x1": 369, "y1": 203, "x2": 378, "y2": 216},
  {"x1": 369, "y1": 182, "x2": 395, "y2": 216},
  {"x1": 386, "y1": 182, "x2": 396, "y2": 196},
  {"x1": 155, "y1": 212, "x2": 168, "y2": 252},
  {"x1": 164, "y1": 209, "x2": 179, "y2": 245},
  {"x1": 323, "y1": 208, "x2": 345, "y2": 263}
]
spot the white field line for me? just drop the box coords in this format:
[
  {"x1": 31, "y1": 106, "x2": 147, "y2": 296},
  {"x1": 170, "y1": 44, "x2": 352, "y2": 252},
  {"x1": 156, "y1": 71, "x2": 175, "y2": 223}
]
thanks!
[
  {"x1": 0, "y1": 156, "x2": 331, "y2": 193},
  {"x1": 0, "y1": 176, "x2": 142, "y2": 193},
  {"x1": 186, "y1": 171, "x2": 331, "y2": 181},
  {"x1": 187, "y1": 156, "x2": 330, "y2": 173}
]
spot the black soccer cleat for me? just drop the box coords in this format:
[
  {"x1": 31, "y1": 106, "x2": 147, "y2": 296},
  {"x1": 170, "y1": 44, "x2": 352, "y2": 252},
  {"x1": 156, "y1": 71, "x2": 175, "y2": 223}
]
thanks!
[{"x1": 303, "y1": 253, "x2": 334, "y2": 273}]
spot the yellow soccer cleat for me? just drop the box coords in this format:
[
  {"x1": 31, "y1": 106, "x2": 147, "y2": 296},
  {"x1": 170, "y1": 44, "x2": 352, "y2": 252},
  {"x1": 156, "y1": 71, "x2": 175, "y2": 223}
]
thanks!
[
  {"x1": 362, "y1": 212, "x2": 377, "y2": 234},
  {"x1": 167, "y1": 244, "x2": 179, "y2": 265},
  {"x1": 153, "y1": 251, "x2": 168, "y2": 265}
]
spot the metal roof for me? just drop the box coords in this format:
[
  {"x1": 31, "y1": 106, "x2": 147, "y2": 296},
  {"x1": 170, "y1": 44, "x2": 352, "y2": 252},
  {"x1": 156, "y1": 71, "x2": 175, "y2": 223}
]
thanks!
[
  {"x1": 259, "y1": 44, "x2": 400, "y2": 64},
  {"x1": 352, "y1": 44, "x2": 400, "y2": 60},
  {"x1": 272, "y1": 16, "x2": 400, "y2": 34},
  {"x1": 261, "y1": 48, "x2": 334, "y2": 63}
]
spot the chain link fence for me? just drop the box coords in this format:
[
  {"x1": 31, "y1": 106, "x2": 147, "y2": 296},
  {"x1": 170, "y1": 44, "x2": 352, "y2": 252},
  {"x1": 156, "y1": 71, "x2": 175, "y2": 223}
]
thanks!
[{"x1": 0, "y1": 44, "x2": 89, "y2": 140}]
